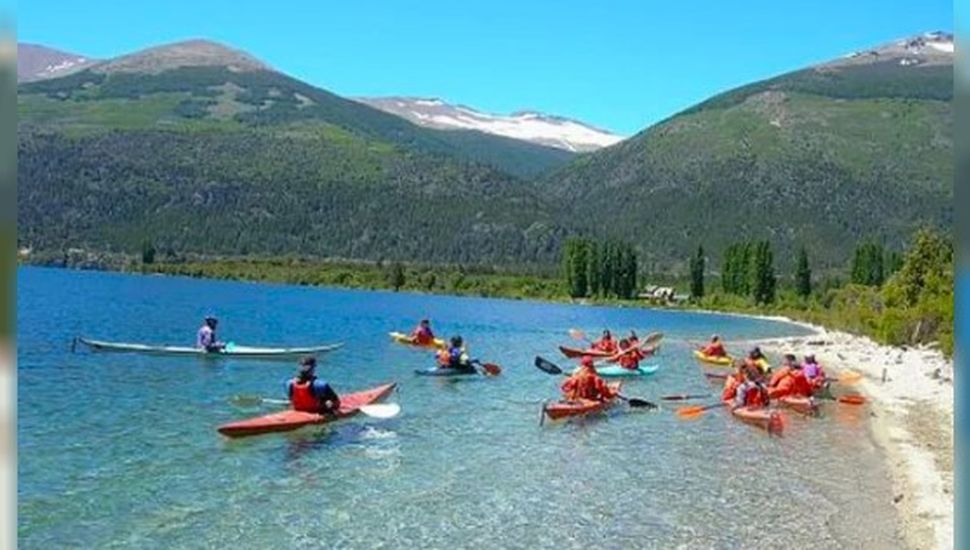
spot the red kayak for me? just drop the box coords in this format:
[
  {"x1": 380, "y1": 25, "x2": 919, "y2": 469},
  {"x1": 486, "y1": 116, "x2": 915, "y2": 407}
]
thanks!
[
  {"x1": 218, "y1": 383, "x2": 396, "y2": 438},
  {"x1": 777, "y1": 395, "x2": 819, "y2": 416},
  {"x1": 543, "y1": 382, "x2": 622, "y2": 421},
  {"x1": 729, "y1": 404, "x2": 784, "y2": 435},
  {"x1": 558, "y1": 346, "x2": 613, "y2": 359}
]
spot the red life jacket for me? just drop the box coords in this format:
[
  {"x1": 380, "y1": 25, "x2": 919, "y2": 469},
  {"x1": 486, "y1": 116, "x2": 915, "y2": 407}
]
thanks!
[
  {"x1": 290, "y1": 380, "x2": 320, "y2": 412},
  {"x1": 743, "y1": 384, "x2": 768, "y2": 408}
]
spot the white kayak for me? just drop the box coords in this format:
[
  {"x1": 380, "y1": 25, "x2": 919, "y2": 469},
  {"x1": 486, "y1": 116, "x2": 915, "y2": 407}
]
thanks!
[{"x1": 75, "y1": 338, "x2": 343, "y2": 358}]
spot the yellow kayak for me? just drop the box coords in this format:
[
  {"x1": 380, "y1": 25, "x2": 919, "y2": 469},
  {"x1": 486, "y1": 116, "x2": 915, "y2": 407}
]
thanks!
[
  {"x1": 389, "y1": 331, "x2": 446, "y2": 350},
  {"x1": 693, "y1": 349, "x2": 733, "y2": 365}
]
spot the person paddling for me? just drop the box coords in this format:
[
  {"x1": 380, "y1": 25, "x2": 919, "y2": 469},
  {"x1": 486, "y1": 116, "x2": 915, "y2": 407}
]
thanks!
[
  {"x1": 721, "y1": 360, "x2": 746, "y2": 401},
  {"x1": 286, "y1": 356, "x2": 341, "y2": 414},
  {"x1": 768, "y1": 355, "x2": 813, "y2": 399},
  {"x1": 410, "y1": 319, "x2": 436, "y2": 346},
  {"x1": 196, "y1": 315, "x2": 226, "y2": 353},
  {"x1": 591, "y1": 330, "x2": 618, "y2": 354},
  {"x1": 615, "y1": 338, "x2": 641, "y2": 371},
  {"x1": 435, "y1": 336, "x2": 474, "y2": 372},
  {"x1": 700, "y1": 335, "x2": 728, "y2": 358},
  {"x1": 561, "y1": 356, "x2": 617, "y2": 401},
  {"x1": 745, "y1": 346, "x2": 770, "y2": 374},
  {"x1": 726, "y1": 364, "x2": 770, "y2": 410},
  {"x1": 802, "y1": 354, "x2": 829, "y2": 392}
]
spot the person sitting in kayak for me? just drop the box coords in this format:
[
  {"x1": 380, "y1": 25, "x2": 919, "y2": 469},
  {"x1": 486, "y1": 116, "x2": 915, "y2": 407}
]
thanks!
[
  {"x1": 615, "y1": 338, "x2": 640, "y2": 371},
  {"x1": 801, "y1": 354, "x2": 829, "y2": 391},
  {"x1": 700, "y1": 335, "x2": 728, "y2": 358},
  {"x1": 410, "y1": 319, "x2": 436, "y2": 346},
  {"x1": 287, "y1": 356, "x2": 341, "y2": 414},
  {"x1": 744, "y1": 346, "x2": 770, "y2": 374},
  {"x1": 733, "y1": 366, "x2": 770, "y2": 409},
  {"x1": 196, "y1": 315, "x2": 226, "y2": 353},
  {"x1": 721, "y1": 361, "x2": 746, "y2": 401},
  {"x1": 561, "y1": 356, "x2": 617, "y2": 401},
  {"x1": 768, "y1": 355, "x2": 813, "y2": 399},
  {"x1": 436, "y1": 336, "x2": 473, "y2": 371},
  {"x1": 591, "y1": 330, "x2": 618, "y2": 354}
]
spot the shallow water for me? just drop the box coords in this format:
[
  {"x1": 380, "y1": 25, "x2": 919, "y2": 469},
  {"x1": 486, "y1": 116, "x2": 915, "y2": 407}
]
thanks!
[{"x1": 18, "y1": 267, "x2": 903, "y2": 548}]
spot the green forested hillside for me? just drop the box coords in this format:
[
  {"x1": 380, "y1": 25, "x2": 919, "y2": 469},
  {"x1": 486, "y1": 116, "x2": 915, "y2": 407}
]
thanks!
[{"x1": 543, "y1": 60, "x2": 953, "y2": 272}]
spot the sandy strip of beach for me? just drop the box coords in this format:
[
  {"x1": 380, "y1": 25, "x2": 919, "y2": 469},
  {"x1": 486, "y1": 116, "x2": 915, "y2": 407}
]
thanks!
[{"x1": 745, "y1": 317, "x2": 954, "y2": 550}]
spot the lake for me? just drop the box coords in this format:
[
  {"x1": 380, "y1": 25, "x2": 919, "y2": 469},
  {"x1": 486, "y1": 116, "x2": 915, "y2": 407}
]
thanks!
[{"x1": 17, "y1": 266, "x2": 902, "y2": 548}]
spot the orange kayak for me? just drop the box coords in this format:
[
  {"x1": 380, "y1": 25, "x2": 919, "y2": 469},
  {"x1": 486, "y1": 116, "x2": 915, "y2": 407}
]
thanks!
[
  {"x1": 218, "y1": 383, "x2": 396, "y2": 438},
  {"x1": 776, "y1": 395, "x2": 819, "y2": 416},
  {"x1": 543, "y1": 382, "x2": 622, "y2": 421},
  {"x1": 728, "y1": 403, "x2": 784, "y2": 435},
  {"x1": 558, "y1": 346, "x2": 613, "y2": 359}
]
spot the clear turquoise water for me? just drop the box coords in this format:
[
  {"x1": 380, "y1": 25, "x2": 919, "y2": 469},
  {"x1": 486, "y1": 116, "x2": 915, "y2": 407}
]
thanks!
[{"x1": 18, "y1": 267, "x2": 902, "y2": 547}]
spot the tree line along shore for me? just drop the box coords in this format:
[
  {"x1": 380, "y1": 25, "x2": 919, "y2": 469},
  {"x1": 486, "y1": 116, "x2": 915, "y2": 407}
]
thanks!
[{"x1": 21, "y1": 226, "x2": 953, "y2": 357}]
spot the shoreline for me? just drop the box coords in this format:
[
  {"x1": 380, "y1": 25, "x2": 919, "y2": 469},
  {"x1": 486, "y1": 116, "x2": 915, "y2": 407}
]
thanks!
[{"x1": 743, "y1": 314, "x2": 954, "y2": 550}]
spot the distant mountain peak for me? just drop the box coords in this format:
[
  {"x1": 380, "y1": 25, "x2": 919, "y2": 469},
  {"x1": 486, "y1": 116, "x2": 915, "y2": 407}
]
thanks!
[
  {"x1": 827, "y1": 31, "x2": 953, "y2": 69},
  {"x1": 17, "y1": 43, "x2": 97, "y2": 82},
  {"x1": 357, "y1": 96, "x2": 624, "y2": 152},
  {"x1": 92, "y1": 39, "x2": 271, "y2": 74}
]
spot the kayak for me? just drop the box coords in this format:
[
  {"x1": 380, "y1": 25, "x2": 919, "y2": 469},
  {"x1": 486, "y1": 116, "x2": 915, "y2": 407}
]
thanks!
[
  {"x1": 777, "y1": 395, "x2": 819, "y2": 416},
  {"x1": 729, "y1": 404, "x2": 784, "y2": 435},
  {"x1": 572, "y1": 364, "x2": 660, "y2": 378},
  {"x1": 414, "y1": 367, "x2": 478, "y2": 377},
  {"x1": 693, "y1": 350, "x2": 734, "y2": 365},
  {"x1": 389, "y1": 331, "x2": 446, "y2": 350},
  {"x1": 217, "y1": 383, "x2": 396, "y2": 438},
  {"x1": 76, "y1": 337, "x2": 343, "y2": 358},
  {"x1": 543, "y1": 382, "x2": 622, "y2": 421},
  {"x1": 558, "y1": 346, "x2": 613, "y2": 359}
]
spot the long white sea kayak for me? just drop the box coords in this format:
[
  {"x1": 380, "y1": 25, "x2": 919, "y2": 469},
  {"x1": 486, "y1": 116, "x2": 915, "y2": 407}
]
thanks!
[{"x1": 75, "y1": 337, "x2": 343, "y2": 358}]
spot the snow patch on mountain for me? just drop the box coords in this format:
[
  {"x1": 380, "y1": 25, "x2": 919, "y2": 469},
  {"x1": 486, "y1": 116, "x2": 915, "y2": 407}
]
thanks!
[{"x1": 357, "y1": 96, "x2": 624, "y2": 152}]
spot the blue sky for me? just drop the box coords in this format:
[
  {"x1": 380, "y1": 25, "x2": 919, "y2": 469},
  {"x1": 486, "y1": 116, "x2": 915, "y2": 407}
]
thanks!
[{"x1": 18, "y1": 0, "x2": 953, "y2": 135}]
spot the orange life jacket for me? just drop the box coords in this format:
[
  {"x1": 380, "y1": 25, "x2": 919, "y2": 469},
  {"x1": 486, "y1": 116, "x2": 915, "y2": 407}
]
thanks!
[
  {"x1": 722, "y1": 374, "x2": 743, "y2": 401},
  {"x1": 290, "y1": 380, "x2": 320, "y2": 412}
]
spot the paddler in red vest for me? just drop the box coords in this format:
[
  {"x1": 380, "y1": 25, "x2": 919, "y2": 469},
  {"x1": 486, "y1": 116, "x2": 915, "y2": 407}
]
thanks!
[
  {"x1": 561, "y1": 356, "x2": 617, "y2": 401},
  {"x1": 768, "y1": 355, "x2": 813, "y2": 399},
  {"x1": 286, "y1": 356, "x2": 341, "y2": 414},
  {"x1": 591, "y1": 330, "x2": 618, "y2": 354},
  {"x1": 616, "y1": 338, "x2": 640, "y2": 371},
  {"x1": 724, "y1": 364, "x2": 769, "y2": 409},
  {"x1": 700, "y1": 335, "x2": 727, "y2": 358},
  {"x1": 410, "y1": 319, "x2": 436, "y2": 346}
]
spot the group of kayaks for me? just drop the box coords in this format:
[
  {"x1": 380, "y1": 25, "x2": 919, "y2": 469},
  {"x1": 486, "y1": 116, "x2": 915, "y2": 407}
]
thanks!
[{"x1": 75, "y1": 329, "x2": 862, "y2": 439}]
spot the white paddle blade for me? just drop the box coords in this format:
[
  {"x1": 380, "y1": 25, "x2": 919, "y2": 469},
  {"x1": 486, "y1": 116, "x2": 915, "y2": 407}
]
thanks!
[
  {"x1": 642, "y1": 332, "x2": 664, "y2": 346},
  {"x1": 358, "y1": 403, "x2": 401, "y2": 419}
]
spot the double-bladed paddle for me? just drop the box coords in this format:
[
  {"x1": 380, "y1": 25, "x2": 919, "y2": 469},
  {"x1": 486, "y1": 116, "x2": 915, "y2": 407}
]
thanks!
[
  {"x1": 533, "y1": 356, "x2": 657, "y2": 409},
  {"x1": 471, "y1": 360, "x2": 502, "y2": 376},
  {"x1": 675, "y1": 402, "x2": 728, "y2": 419},
  {"x1": 660, "y1": 394, "x2": 710, "y2": 401},
  {"x1": 229, "y1": 395, "x2": 402, "y2": 418}
]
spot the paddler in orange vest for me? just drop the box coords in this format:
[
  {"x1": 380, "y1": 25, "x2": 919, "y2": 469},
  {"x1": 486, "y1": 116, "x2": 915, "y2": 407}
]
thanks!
[
  {"x1": 435, "y1": 336, "x2": 474, "y2": 372},
  {"x1": 286, "y1": 356, "x2": 341, "y2": 414},
  {"x1": 561, "y1": 356, "x2": 617, "y2": 401},
  {"x1": 700, "y1": 335, "x2": 728, "y2": 358},
  {"x1": 615, "y1": 338, "x2": 641, "y2": 371},
  {"x1": 725, "y1": 364, "x2": 769, "y2": 409},
  {"x1": 409, "y1": 319, "x2": 436, "y2": 346},
  {"x1": 768, "y1": 354, "x2": 813, "y2": 399},
  {"x1": 591, "y1": 330, "x2": 618, "y2": 354},
  {"x1": 721, "y1": 360, "x2": 746, "y2": 401}
]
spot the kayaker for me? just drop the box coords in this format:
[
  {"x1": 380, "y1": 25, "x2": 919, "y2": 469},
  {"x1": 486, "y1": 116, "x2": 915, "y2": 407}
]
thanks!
[
  {"x1": 744, "y1": 346, "x2": 770, "y2": 374},
  {"x1": 286, "y1": 356, "x2": 341, "y2": 414},
  {"x1": 721, "y1": 360, "x2": 746, "y2": 401},
  {"x1": 768, "y1": 355, "x2": 813, "y2": 399},
  {"x1": 700, "y1": 335, "x2": 728, "y2": 358},
  {"x1": 616, "y1": 338, "x2": 640, "y2": 371},
  {"x1": 196, "y1": 315, "x2": 226, "y2": 353},
  {"x1": 592, "y1": 330, "x2": 618, "y2": 354},
  {"x1": 802, "y1": 354, "x2": 829, "y2": 391},
  {"x1": 561, "y1": 356, "x2": 617, "y2": 401},
  {"x1": 726, "y1": 365, "x2": 770, "y2": 409},
  {"x1": 436, "y1": 336, "x2": 473, "y2": 371},
  {"x1": 410, "y1": 319, "x2": 436, "y2": 346}
]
